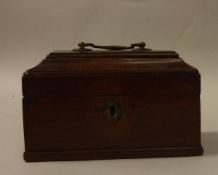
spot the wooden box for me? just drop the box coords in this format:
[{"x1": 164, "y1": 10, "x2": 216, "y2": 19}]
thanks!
[{"x1": 22, "y1": 42, "x2": 203, "y2": 162}]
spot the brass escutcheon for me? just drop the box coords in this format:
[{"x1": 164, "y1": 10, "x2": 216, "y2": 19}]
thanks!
[{"x1": 104, "y1": 101, "x2": 121, "y2": 121}]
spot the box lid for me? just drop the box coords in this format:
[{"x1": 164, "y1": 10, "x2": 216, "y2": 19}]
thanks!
[
  {"x1": 23, "y1": 42, "x2": 200, "y2": 97},
  {"x1": 24, "y1": 42, "x2": 198, "y2": 75}
]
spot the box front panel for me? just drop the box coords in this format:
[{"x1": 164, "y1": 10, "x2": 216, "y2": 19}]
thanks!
[{"x1": 23, "y1": 94, "x2": 200, "y2": 152}]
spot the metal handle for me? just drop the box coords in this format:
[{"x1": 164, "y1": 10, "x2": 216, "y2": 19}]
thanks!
[{"x1": 77, "y1": 42, "x2": 147, "y2": 51}]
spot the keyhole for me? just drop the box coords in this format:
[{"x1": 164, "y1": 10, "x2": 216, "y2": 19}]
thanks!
[
  {"x1": 109, "y1": 105, "x2": 116, "y2": 118},
  {"x1": 104, "y1": 102, "x2": 121, "y2": 120}
]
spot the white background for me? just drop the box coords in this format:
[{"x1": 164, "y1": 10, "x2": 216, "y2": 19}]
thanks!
[{"x1": 0, "y1": 0, "x2": 218, "y2": 174}]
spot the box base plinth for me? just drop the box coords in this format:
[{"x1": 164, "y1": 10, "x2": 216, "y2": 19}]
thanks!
[{"x1": 24, "y1": 146, "x2": 203, "y2": 162}]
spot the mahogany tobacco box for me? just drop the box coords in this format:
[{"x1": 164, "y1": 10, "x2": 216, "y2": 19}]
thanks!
[{"x1": 22, "y1": 42, "x2": 203, "y2": 162}]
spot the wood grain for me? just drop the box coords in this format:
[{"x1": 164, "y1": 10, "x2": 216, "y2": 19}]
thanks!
[{"x1": 22, "y1": 49, "x2": 203, "y2": 161}]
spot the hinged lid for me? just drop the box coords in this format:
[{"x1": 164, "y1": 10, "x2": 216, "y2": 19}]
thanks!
[
  {"x1": 24, "y1": 42, "x2": 197, "y2": 75},
  {"x1": 22, "y1": 42, "x2": 200, "y2": 97}
]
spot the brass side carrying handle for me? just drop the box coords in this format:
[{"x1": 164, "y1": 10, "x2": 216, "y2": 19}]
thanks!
[{"x1": 78, "y1": 42, "x2": 148, "y2": 51}]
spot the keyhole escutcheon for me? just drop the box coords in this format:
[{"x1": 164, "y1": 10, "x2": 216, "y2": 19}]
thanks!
[{"x1": 104, "y1": 101, "x2": 121, "y2": 120}]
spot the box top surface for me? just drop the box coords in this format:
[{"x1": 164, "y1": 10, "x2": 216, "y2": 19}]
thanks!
[
  {"x1": 24, "y1": 42, "x2": 198, "y2": 76},
  {"x1": 22, "y1": 43, "x2": 200, "y2": 96}
]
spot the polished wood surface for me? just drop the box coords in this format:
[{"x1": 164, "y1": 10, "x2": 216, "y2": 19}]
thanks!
[{"x1": 22, "y1": 49, "x2": 203, "y2": 161}]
